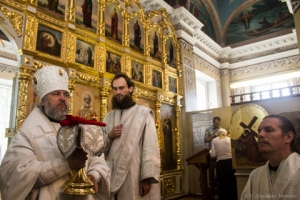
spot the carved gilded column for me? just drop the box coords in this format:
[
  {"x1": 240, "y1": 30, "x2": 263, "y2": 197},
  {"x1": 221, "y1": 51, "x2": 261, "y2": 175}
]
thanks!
[
  {"x1": 176, "y1": 45, "x2": 181, "y2": 70},
  {"x1": 178, "y1": 70, "x2": 183, "y2": 96},
  {"x1": 145, "y1": 25, "x2": 150, "y2": 56},
  {"x1": 66, "y1": 32, "x2": 76, "y2": 63},
  {"x1": 155, "y1": 100, "x2": 162, "y2": 171},
  {"x1": 16, "y1": 66, "x2": 33, "y2": 130},
  {"x1": 99, "y1": 43, "x2": 106, "y2": 73},
  {"x1": 164, "y1": 68, "x2": 168, "y2": 93},
  {"x1": 23, "y1": 14, "x2": 38, "y2": 51},
  {"x1": 175, "y1": 105, "x2": 181, "y2": 170},
  {"x1": 99, "y1": 87, "x2": 109, "y2": 121},
  {"x1": 124, "y1": 13, "x2": 129, "y2": 47},
  {"x1": 162, "y1": 36, "x2": 167, "y2": 65},
  {"x1": 124, "y1": 54, "x2": 131, "y2": 76},
  {"x1": 67, "y1": 0, "x2": 75, "y2": 22},
  {"x1": 68, "y1": 79, "x2": 76, "y2": 115},
  {"x1": 131, "y1": 87, "x2": 138, "y2": 103},
  {"x1": 99, "y1": 2, "x2": 105, "y2": 36}
]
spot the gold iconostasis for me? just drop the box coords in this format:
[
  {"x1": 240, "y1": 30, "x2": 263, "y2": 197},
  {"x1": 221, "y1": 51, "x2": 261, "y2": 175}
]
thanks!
[{"x1": 0, "y1": 0, "x2": 183, "y2": 178}]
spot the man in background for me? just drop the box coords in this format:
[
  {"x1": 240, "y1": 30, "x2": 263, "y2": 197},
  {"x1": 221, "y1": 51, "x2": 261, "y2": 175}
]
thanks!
[
  {"x1": 0, "y1": 66, "x2": 110, "y2": 200},
  {"x1": 103, "y1": 73, "x2": 160, "y2": 199},
  {"x1": 204, "y1": 116, "x2": 221, "y2": 147},
  {"x1": 241, "y1": 115, "x2": 300, "y2": 199}
]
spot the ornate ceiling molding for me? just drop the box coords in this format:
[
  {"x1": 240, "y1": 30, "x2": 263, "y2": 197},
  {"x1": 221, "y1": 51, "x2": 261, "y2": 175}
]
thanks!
[
  {"x1": 291, "y1": 0, "x2": 300, "y2": 13},
  {"x1": 0, "y1": 63, "x2": 18, "y2": 73},
  {"x1": 282, "y1": 0, "x2": 300, "y2": 14},
  {"x1": 0, "y1": 50, "x2": 17, "y2": 60},
  {"x1": 178, "y1": 38, "x2": 193, "y2": 53},
  {"x1": 227, "y1": 43, "x2": 298, "y2": 64},
  {"x1": 194, "y1": 53, "x2": 220, "y2": 76},
  {"x1": 229, "y1": 55, "x2": 300, "y2": 77}
]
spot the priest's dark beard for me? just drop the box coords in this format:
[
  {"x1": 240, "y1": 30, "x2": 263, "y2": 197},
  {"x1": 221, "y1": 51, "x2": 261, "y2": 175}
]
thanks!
[{"x1": 111, "y1": 94, "x2": 135, "y2": 110}]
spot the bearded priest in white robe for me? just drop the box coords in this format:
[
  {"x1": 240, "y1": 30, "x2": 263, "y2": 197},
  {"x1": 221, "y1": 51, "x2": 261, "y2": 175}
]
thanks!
[
  {"x1": 241, "y1": 115, "x2": 300, "y2": 200},
  {"x1": 103, "y1": 73, "x2": 161, "y2": 200},
  {"x1": 0, "y1": 66, "x2": 110, "y2": 200}
]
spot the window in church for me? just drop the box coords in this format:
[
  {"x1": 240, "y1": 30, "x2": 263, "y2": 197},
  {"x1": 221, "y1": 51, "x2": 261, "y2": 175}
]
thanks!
[
  {"x1": 0, "y1": 78, "x2": 12, "y2": 162},
  {"x1": 196, "y1": 70, "x2": 217, "y2": 111}
]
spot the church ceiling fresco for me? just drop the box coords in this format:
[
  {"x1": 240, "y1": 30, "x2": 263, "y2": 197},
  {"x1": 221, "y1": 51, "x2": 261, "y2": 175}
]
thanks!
[
  {"x1": 188, "y1": 0, "x2": 216, "y2": 42},
  {"x1": 211, "y1": 0, "x2": 248, "y2": 28},
  {"x1": 164, "y1": 0, "x2": 295, "y2": 47},
  {"x1": 225, "y1": 0, "x2": 294, "y2": 46}
]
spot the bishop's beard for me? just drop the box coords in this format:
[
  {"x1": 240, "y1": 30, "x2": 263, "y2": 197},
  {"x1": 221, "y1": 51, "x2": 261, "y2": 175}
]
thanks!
[{"x1": 111, "y1": 94, "x2": 135, "y2": 110}]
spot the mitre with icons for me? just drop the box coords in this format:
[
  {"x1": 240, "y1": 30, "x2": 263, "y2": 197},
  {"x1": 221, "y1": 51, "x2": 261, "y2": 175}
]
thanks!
[{"x1": 57, "y1": 115, "x2": 106, "y2": 195}]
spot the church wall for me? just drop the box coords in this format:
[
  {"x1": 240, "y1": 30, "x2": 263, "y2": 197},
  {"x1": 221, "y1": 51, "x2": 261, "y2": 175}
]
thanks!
[
  {"x1": 194, "y1": 61, "x2": 220, "y2": 81},
  {"x1": 0, "y1": 71, "x2": 14, "y2": 80}
]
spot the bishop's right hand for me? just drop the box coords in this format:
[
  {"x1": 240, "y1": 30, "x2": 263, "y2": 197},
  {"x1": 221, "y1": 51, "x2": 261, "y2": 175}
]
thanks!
[{"x1": 67, "y1": 148, "x2": 88, "y2": 170}]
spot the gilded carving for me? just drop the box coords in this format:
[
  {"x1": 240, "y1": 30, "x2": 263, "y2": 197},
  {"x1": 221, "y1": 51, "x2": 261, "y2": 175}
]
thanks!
[
  {"x1": 24, "y1": 57, "x2": 30, "y2": 64},
  {"x1": 164, "y1": 177, "x2": 176, "y2": 195},
  {"x1": 155, "y1": 100, "x2": 162, "y2": 170},
  {"x1": 124, "y1": 0, "x2": 133, "y2": 9},
  {"x1": 124, "y1": 54, "x2": 131, "y2": 76},
  {"x1": 98, "y1": 2, "x2": 105, "y2": 35},
  {"x1": 145, "y1": 27, "x2": 150, "y2": 55},
  {"x1": 0, "y1": 6, "x2": 23, "y2": 37},
  {"x1": 99, "y1": 44, "x2": 106, "y2": 73},
  {"x1": 136, "y1": 88, "x2": 156, "y2": 100},
  {"x1": 67, "y1": 0, "x2": 75, "y2": 22},
  {"x1": 123, "y1": 14, "x2": 129, "y2": 47},
  {"x1": 66, "y1": 32, "x2": 76, "y2": 63},
  {"x1": 76, "y1": 72, "x2": 101, "y2": 85},
  {"x1": 1, "y1": 0, "x2": 26, "y2": 11},
  {"x1": 146, "y1": 63, "x2": 152, "y2": 87},
  {"x1": 68, "y1": 79, "x2": 76, "y2": 115},
  {"x1": 37, "y1": 13, "x2": 65, "y2": 27},
  {"x1": 159, "y1": 19, "x2": 168, "y2": 31},
  {"x1": 32, "y1": 60, "x2": 45, "y2": 69},
  {"x1": 175, "y1": 106, "x2": 181, "y2": 169},
  {"x1": 26, "y1": 0, "x2": 36, "y2": 5},
  {"x1": 99, "y1": 87, "x2": 109, "y2": 121},
  {"x1": 24, "y1": 15, "x2": 38, "y2": 51},
  {"x1": 16, "y1": 67, "x2": 33, "y2": 131}
]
